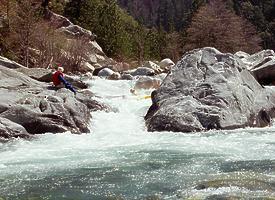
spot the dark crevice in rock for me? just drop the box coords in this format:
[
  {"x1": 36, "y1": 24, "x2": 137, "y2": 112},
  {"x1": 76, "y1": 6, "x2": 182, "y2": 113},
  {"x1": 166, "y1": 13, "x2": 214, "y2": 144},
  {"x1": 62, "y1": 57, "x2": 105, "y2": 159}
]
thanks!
[{"x1": 39, "y1": 100, "x2": 48, "y2": 112}]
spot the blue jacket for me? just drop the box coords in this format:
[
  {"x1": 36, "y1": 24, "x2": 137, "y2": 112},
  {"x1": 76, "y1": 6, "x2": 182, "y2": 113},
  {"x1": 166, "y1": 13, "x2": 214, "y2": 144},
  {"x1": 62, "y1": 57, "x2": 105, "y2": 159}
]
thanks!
[{"x1": 58, "y1": 75, "x2": 77, "y2": 94}]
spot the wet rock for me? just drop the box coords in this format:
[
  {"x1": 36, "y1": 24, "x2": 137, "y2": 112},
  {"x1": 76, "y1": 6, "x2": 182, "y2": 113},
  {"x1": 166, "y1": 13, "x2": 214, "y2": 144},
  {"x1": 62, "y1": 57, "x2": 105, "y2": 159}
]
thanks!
[
  {"x1": 145, "y1": 47, "x2": 275, "y2": 132},
  {"x1": 108, "y1": 72, "x2": 121, "y2": 80},
  {"x1": 0, "y1": 89, "x2": 92, "y2": 135},
  {"x1": 204, "y1": 194, "x2": 265, "y2": 200},
  {"x1": 121, "y1": 73, "x2": 134, "y2": 80},
  {"x1": 76, "y1": 90, "x2": 111, "y2": 112},
  {"x1": 65, "y1": 75, "x2": 88, "y2": 89},
  {"x1": 130, "y1": 67, "x2": 155, "y2": 76},
  {"x1": 0, "y1": 117, "x2": 31, "y2": 139},
  {"x1": 98, "y1": 68, "x2": 115, "y2": 78},
  {"x1": 195, "y1": 172, "x2": 275, "y2": 192}
]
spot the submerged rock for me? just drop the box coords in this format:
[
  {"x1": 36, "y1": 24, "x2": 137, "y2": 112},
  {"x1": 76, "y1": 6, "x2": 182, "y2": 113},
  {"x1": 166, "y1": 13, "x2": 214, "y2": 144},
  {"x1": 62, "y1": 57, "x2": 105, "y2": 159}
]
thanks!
[
  {"x1": 195, "y1": 172, "x2": 275, "y2": 193},
  {"x1": 145, "y1": 47, "x2": 275, "y2": 132}
]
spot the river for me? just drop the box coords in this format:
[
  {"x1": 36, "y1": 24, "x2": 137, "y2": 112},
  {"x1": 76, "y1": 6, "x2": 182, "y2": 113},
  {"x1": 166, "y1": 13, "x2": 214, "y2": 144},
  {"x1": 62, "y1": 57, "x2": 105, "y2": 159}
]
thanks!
[{"x1": 0, "y1": 79, "x2": 275, "y2": 199}]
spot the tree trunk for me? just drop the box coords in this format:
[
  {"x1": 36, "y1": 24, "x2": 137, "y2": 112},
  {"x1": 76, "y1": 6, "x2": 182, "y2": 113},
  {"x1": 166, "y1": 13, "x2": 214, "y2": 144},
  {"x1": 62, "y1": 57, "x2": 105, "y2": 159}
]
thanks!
[{"x1": 6, "y1": 0, "x2": 10, "y2": 28}]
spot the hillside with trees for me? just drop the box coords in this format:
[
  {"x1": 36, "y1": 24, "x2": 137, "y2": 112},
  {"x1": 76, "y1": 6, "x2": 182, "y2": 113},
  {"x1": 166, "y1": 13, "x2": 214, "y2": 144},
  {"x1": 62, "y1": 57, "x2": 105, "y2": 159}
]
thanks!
[
  {"x1": 117, "y1": 0, "x2": 203, "y2": 31},
  {"x1": 184, "y1": 0, "x2": 262, "y2": 53},
  {"x1": 0, "y1": 0, "x2": 274, "y2": 69},
  {"x1": 118, "y1": 0, "x2": 275, "y2": 50}
]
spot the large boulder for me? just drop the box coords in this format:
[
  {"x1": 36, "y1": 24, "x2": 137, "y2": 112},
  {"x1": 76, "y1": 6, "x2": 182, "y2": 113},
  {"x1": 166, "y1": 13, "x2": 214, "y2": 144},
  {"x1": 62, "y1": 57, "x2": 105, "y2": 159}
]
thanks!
[
  {"x1": 98, "y1": 68, "x2": 115, "y2": 78},
  {"x1": 0, "y1": 59, "x2": 108, "y2": 140},
  {"x1": 45, "y1": 11, "x2": 109, "y2": 69},
  {"x1": 48, "y1": 11, "x2": 96, "y2": 41},
  {"x1": 145, "y1": 47, "x2": 275, "y2": 132}
]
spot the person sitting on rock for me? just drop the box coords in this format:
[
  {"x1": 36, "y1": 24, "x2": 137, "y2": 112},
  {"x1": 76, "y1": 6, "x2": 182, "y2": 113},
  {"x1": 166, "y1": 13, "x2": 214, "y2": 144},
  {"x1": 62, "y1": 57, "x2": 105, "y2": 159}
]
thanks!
[{"x1": 52, "y1": 66, "x2": 77, "y2": 95}]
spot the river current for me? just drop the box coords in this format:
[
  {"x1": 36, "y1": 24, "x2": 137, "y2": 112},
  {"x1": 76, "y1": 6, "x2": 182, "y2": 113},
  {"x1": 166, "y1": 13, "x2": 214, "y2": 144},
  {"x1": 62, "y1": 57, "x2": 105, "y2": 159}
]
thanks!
[{"x1": 0, "y1": 79, "x2": 275, "y2": 199}]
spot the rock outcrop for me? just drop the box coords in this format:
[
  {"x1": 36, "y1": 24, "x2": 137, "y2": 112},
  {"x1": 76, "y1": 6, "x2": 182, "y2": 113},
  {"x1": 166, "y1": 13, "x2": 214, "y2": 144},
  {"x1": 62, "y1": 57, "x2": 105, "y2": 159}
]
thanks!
[
  {"x1": 0, "y1": 56, "x2": 25, "y2": 69},
  {"x1": 235, "y1": 50, "x2": 275, "y2": 85},
  {"x1": 145, "y1": 47, "x2": 275, "y2": 132},
  {"x1": 43, "y1": 11, "x2": 113, "y2": 71},
  {"x1": 0, "y1": 58, "x2": 108, "y2": 140}
]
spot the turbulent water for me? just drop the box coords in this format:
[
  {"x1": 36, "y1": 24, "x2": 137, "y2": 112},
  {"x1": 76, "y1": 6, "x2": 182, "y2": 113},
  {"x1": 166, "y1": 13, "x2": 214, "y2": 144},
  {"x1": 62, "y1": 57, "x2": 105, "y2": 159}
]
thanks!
[{"x1": 0, "y1": 79, "x2": 275, "y2": 200}]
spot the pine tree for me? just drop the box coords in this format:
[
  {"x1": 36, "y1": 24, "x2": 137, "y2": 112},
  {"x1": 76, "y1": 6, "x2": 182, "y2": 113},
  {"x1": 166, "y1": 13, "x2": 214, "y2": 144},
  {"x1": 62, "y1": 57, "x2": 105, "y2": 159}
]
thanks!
[{"x1": 8, "y1": 0, "x2": 41, "y2": 67}]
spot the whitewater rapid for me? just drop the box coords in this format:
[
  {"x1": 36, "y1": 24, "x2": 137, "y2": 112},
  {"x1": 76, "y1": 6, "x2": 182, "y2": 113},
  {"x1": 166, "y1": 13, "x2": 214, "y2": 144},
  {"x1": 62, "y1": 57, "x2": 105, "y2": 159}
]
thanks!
[{"x1": 0, "y1": 79, "x2": 275, "y2": 199}]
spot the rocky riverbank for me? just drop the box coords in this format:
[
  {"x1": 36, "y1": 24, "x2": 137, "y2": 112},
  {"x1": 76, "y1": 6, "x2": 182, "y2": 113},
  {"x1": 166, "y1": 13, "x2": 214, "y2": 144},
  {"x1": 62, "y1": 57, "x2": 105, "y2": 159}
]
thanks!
[
  {"x1": 2, "y1": 47, "x2": 275, "y2": 140},
  {"x1": 0, "y1": 57, "x2": 109, "y2": 141}
]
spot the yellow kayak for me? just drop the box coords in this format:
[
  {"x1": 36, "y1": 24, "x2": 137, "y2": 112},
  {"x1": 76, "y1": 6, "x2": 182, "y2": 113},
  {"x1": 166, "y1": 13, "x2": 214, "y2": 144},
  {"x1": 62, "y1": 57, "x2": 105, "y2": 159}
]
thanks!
[{"x1": 139, "y1": 95, "x2": 151, "y2": 100}]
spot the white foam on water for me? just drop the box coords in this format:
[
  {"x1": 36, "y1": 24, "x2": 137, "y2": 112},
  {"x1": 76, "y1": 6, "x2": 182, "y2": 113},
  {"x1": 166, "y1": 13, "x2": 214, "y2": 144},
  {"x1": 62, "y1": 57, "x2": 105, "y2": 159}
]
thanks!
[{"x1": 0, "y1": 79, "x2": 275, "y2": 198}]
